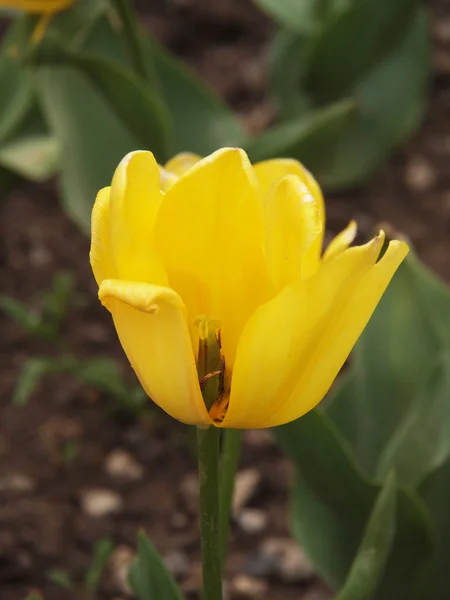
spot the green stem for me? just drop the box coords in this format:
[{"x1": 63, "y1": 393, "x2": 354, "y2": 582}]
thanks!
[
  {"x1": 219, "y1": 429, "x2": 242, "y2": 562},
  {"x1": 197, "y1": 426, "x2": 223, "y2": 600},
  {"x1": 111, "y1": 0, "x2": 148, "y2": 80}
]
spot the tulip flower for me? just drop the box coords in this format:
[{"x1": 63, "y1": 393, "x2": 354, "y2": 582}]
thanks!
[
  {"x1": 0, "y1": 0, "x2": 73, "y2": 12},
  {"x1": 90, "y1": 148, "x2": 408, "y2": 429},
  {"x1": 0, "y1": 0, "x2": 76, "y2": 42}
]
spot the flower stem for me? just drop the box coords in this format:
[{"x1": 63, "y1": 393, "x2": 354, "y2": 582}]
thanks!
[
  {"x1": 197, "y1": 425, "x2": 222, "y2": 600},
  {"x1": 219, "y1": 428, "x2": 242, "y2": 562},
  {"x1": 110, "y1": 0, "x2": 148, "y2": 80}
]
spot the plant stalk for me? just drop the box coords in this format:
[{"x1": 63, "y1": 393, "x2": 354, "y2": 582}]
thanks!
[
  {"x1": 197, "y1": 425, "x2": 223, "y2": 600},
  {"x1": 219, "y1": 428, "x2": 242, "y2": 562}
]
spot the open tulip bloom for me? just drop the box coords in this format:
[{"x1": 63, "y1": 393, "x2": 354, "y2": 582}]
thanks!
[{"x1": 90, "y1": 148, "x2": 408, "y2": 430}]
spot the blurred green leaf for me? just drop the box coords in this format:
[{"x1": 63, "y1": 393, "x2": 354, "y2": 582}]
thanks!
[
  {"x1": 47, "y1": 568, "x2": 74, "y2": 590},
  {"x1": 0, "y1": 99, "x2": 59, "y2": 182},
  {"x1": 268, "y1": 28, "x2": 312, "y2": 119},
  {"x1": 67, "y1": 53, "x2": 170, "y2": 160},
  {"x1": 143, "y1": 35, "x2": 245, "y2": 155},
  {"x1": 377, "y1": 353, "x2": 450, "y2": 486},
  {"x1": 128, "y1": 531, "x2": 184, "y2": 600},
  {"x1": 45, "y1": 0, "x2": 108, "y2": 49},
  {"x1": 0, "y1": 130, "x2": 58, "y2": 181},
  {"x1": 305, "y1": 0, "x2": 419, "y2": 102},
  {"x1": 335, "y1": 471, "x2": 397, "y2": 600},
  {"x1": 326, "y1": 251, "x2": 450, "y2": 478},
  {"x1": 420, "y1": 459, "x2": 450, "y2": 598},
  {"x1": 0, "y1": 295, "x2": 42, "y2": 335},
  {"x1": 245, "y1": 98, "x2": 354, "y2": 167},
  {"x1": 35, "y1": 65, "x2": 140, "y2": 233},
  {"x1": 12, "y1": 358, "x2": 52, "y2": 406},
  {"x1": 40, "y1": 271, "x2": 75, "y2": 326},
  {"x1": 253, "y1": 0, "x2": 322, "y2": 34},
  {"x1": 0, "y1": 46, "x2": 33, "y2": 144},
  {"x1": 85, "y1": 537, "x2": 114, "y2": 592},
  {"x1": 70, "y1": 357, "x2": 128, "y2": 398},
  {"x1": 274, "y1": 410, "x2": 433, "y2": 598},
  {"x1": 24, "y1": 595, "x2": 42, "y2": 600},
  {"x1": 317, "y1": 7, "x2": 429, "y2": 189},
  {"x1": 253, "y1": 0, "x2": 352, "y2": 35}
]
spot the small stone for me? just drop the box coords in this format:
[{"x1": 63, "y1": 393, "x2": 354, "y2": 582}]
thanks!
[
  {"x1": 233, "y1": 469, "x2": 261, "y2": 514},
  {"x1": 81, "y1": 489, "x2": 123, "y2": 518},
  {"x1": 180, "y1": 473, "x2": 199, "y2": 507},
  {"x1": 261, "y1": 538, "x2": 315, "y2": 583},
  {"x1": 170, "y1": 512, "x2": 188, "y2": 529},
  {"x1": 244, "y1": 430, "x2": 273, "y2": 448},
  {"x1": 232, "y1": 574, "x2": 268, "y2": 597},
  {"x1": 405, "y1": 156, "x2": 437, "y2": 193},
  {"x1": 237, "y1": 509, "x2": 268, "y2": 535},
  {"x1": 0, "y1": 473, "x2": 35, "y2": 493},
  {"x1": 109, "y1": 546, "x2": 134, "y2": 595},
  {"x1": 435, "y1": 19, "x2": 450, "y2": 44},
  {"x1": 105, "y1": 449, "x2": 143, "y2": 482},
  {"x1": 164, "y1": 550, "x2": 190, "y2": 579}
]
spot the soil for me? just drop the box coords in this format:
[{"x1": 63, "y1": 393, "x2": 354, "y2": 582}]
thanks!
[{"x1": 0, "y1": 1, "x2": 450, "y2": 599}]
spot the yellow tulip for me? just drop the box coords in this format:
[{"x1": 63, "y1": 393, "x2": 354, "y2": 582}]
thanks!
[
  {"x1": 90, "y1": 148, "x2": 408, "y2": 428},
  {"x1": 0, "y1": 0, "x2": 76, "y2": 42},
  {"x1": 0, "y1": 0, "x2": 74, "y2": 12}
]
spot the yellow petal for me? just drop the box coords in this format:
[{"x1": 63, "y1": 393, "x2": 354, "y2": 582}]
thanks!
[
  {"x1": 324, "y1": 220, "x2": 357, "y2": 261},
  {"x1": 154, "y1": 147, "x2": 271, "y2": 365},
  {"x1": 160, "y1": 154, "x2": 202, "y2": 192},
  {"x1": 99, "y1": 279, "x2": 211, "y2": 426},
  {"x1": 265, "y1": 240, "x2": 409, "y2": 427},
  {"x1": 254, "y1": 158, "x2": 325, "y2": 277},
  {"x1": 220, "y1": 233, "x2": 405, "y2": 428},
  {"x1": 254, "y1": 158, "x2": 324, "y2": 217},
  {"x1": 264, "y1": 175, "x2": 322, "y2": 291},
  {"x1": 90, "y1": 186, "x2": 114, "y2": 286},
  {"x1": 165, "y1": 152, "x2": 201, "y2": 177},
  {"x1": 109, "y1": 151, "x2": 167, "y2": 285}
]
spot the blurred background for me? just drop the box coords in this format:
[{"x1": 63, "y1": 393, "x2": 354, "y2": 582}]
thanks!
[{"x1": 0, "y1": 1, "x2": 448, "y2": 599}]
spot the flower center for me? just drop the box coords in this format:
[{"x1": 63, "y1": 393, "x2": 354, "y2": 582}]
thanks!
[{"x1": 195, "y1": 316, "x2": 228, "y2": 421}]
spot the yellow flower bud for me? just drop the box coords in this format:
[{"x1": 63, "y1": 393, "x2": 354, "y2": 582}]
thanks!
[{"x1": 90, "y1": 148, "x2": 408, "y2": 428}]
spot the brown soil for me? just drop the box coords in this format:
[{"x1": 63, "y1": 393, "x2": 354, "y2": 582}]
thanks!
[{"x1": 1, "y1": 1, "x2": 449, "y2": 599}]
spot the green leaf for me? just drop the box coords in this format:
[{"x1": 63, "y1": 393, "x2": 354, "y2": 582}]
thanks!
[
  {"x1": 0, "y1": 295, "x2": 42, "y2": 335},
  {"x1": 128, "y1": 531, "x2": 184, "y2": 600},
  {"x1": 245, "y1": 98, "x2": 354, "y2": 166},
  {"x1": 377, "y1": 353, "x2": 450, "y2": 485},
  {"x1": 40, "y1": 271, "x2": 75, "y2": 327},
  {"x1": 317, "y1": 7, "x2": 429, "y2": 189},
  {"x1": 85, "y1": 537, "x2": 114, "y2": 592},
  {"x1": 35, "y1": 65, "x2": 141, "y2": 233},
  {"x1": 253, "y1": 0, "x2": 323, "y2": 34},
  {"x1": 274, "y1": 410, "x2": 434, "y2": 599},
  {"x1": 69, "y1": 357, "x2": 128, "y2": 398},
  {"x1": 268, "y1": 28, "x2": 313, "y2": 119},
  {"x1": 335, "y1": 471, "x2": 397, "y2": 600},
  {"x1": 12, "y1": 358, "x2": 52, "y2": 406},
  {"x1": 66, "y1": 53, "x2": 170, "y2": 161},
  {"x1": 253, "y1": 0, "x2": 354, "y2": 34},
  {"x1": 0, "y1": 102, "x2": 59, "y2": 181},
  {"x1": 45, "y1": 0, "x2": 108, "y2": 49},
  {"x1": 326, "y1": 250, "x2": 450, "y2": 477},
  {"x1": 420, "y1": 459, "x2": 450, "y2": 598},
  {"x1": 305, "y1": 0, "x2": 419, "y2": 102},
  {"x1": 142, "y1": 34, "x2": 245, "y2": 155},
  {"x1": 46, "y1": 568, "x2": 74, "y2": 590},
  {"x1": 24, "y1": 595, "x2": 43, "y2": 600},
  {"x1": 0, "y1": 41, "x2": 33, "y2": 144}
]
